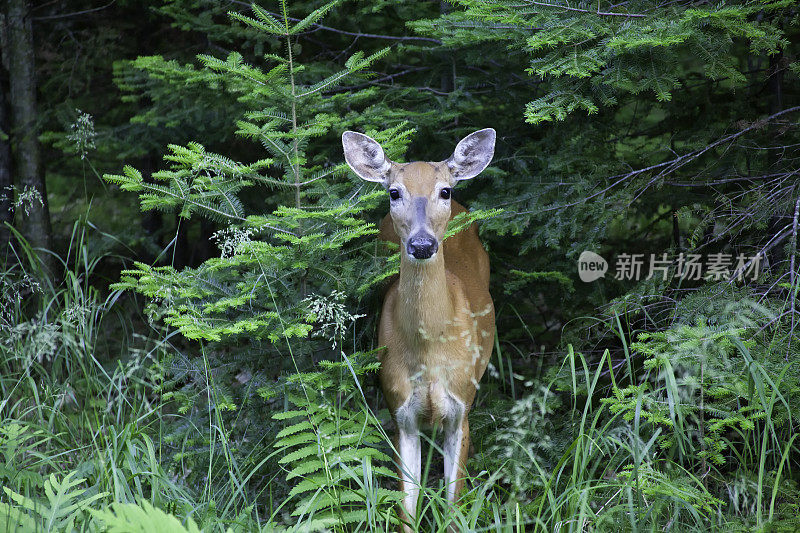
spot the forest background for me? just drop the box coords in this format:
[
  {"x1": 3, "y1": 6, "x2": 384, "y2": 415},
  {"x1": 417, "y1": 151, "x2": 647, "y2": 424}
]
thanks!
[{"x1": 1, "y1": 0, "x2": 799, "y2": 531}]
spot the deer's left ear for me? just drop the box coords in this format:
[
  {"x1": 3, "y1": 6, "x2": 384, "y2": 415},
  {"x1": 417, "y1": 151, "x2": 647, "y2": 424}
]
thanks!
[
  {"x1": 342, "y1": 131, "x2": 393, "y2": 183},
  {"x1": 446, "y1": 128, "x2": 496, "y2": 181}
]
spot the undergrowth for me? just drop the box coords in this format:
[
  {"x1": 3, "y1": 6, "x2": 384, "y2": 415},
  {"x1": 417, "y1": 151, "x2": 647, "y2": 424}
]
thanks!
[
  {"x1": 2, "y1": 222, "x2": 798, "y2": 531},
  {"x1": 1, "y1": 1, "x2": 798, "y2": 532}
]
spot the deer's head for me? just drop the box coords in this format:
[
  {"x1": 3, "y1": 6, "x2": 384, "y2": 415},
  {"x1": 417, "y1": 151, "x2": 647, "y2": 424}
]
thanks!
[{"x1": 342, "y1": 129, "x2": 495, "y2": 262}]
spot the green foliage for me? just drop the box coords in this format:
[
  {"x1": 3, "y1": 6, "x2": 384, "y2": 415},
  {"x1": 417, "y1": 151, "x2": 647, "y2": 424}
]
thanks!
[
  {"x1": 596, "y1": 462, "x2": 725, "y2": 525},
  {"x1": 103, "y1": 3, "x2": 412, "y2": 529},
  {"x1": 0, "y1": 224, "x2": 204, "y2": 529},
  {"x1": 105, "y1": 144, "x2": 262, "y2": 222},
  {"x1": 0, "y1": 501, "x2": 38, "y2": 532},
  {"x1": 549, "y1": 287, "x2": 798, "y2": 529},
  {"x1": 418, "y1": 0, "x2": 789, "y2": 124},
  {"x1": 407, "y1": 0, "x2": 800, "y2": 357},
  {"x1": 104, "y1": 0, "x2": 411, "y2": 349},
  {"x1": 0, "y1": 473, "x2": 204, "y2": 533},
  {"x1": 3, "y1": 471, "x2": 108, "y2": 532},
  {"x1": 599, "y1": 288, "x2": 798, "y2": 461},
  {"x1": 271, "y1": 356, "x2": 402, "y2": 531},
  {"x1": 100, "y1": 0, "x2": 800, "y2": 528},
  {"x1": 481, "y1": 382, "x2": 561, "y2": 496},
  {"x1": 0, "y1": 423, "x2": 49, "y2": 492},
  {"x1": 90, "y1": 501, "x2": 202, "y2": 533},
  {"x1": 11, "y1": 0, "x2": 800, "y2": 531},
  {"x1": 107, "y1": 187, "x2": 382, "y2": 343}
]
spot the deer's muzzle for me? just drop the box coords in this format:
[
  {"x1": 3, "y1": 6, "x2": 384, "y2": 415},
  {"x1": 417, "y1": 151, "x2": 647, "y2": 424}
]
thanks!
[{"x1": 407, "y1": 232, "x2": 438, "y2": 260}]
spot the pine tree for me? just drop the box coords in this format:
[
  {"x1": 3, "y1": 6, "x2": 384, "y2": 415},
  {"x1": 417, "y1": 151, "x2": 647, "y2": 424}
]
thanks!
[
  {"x1": 104, "y1": 0, "x2": 415, "y2": 514},
  {"x1": 405, "y1": 0, "x2": 799, "y2": 347}
]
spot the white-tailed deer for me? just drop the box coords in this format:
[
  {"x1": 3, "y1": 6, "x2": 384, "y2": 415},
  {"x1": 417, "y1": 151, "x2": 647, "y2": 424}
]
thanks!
[{"x1": 342, "y1": 129, "x2": 496, "y2": 529}]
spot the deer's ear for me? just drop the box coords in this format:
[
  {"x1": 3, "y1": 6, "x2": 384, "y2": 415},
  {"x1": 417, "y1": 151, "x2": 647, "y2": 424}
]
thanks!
[
  {"x1": 446, "y1": 128, "x2": 496, "y2": 181},
  {"x1": 342, "y1": 131, "x2": 392, "y2": 183}
]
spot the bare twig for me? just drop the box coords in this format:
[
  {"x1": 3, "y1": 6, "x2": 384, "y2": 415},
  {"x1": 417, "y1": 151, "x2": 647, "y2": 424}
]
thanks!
[
  {"x1": 521, "y1": 0, "x2": 646, "y2": 17},
  {"x1": 332, "y1": 67, "x2": 430, "y2": 92},
  {"x1": 729, "y1": 226, "x2": 792, "y2": 284},
  {"x1": 296, "y1": 23, "x2": 442, "y2": 44},
  {"x1": 665, "y1": 170, "x2": 800, "y2": 187},
  {"x1": 516, "y1": 106, "x2": 800, "y2": 215},
  {"x1": 33, "y1": 1, "x2": 115, "y2": 21}
]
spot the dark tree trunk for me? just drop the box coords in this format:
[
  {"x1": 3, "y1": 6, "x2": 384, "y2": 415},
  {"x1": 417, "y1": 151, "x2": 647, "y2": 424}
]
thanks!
[
  {"x1": 5, "y1": 0, "x2": 54, "y2": 276},
  {"x1": 0, "y1": 62, "x2": 12, "y2": 257}
]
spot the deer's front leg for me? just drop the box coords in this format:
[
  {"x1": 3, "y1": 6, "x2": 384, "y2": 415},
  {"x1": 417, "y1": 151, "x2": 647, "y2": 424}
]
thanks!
[
  {"x1": 395, "y1": 396, "x2": 421, "y2": 527},
  {"x1": 442, "y1": 394, "x2": 467, "y2": 502}
]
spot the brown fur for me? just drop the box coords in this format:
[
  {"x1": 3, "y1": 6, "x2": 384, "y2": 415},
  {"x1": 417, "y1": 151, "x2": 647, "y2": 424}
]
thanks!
[
  {"x1": 377, "y1": 161, "x2": 495, "y2": 509},
  {"x1": 343, "y1": 128, "x2": 496, "y2": 530}
]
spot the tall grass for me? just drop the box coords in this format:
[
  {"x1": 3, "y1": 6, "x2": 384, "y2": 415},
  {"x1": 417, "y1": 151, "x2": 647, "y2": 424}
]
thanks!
[
  {"x1": 470, "y1": 300, "x2": 799, "y2": 532},
  {"x1": 1, "y1": 221, "x2": 798, "y2": 532},
  {"x1": 0, "y1": 221, "x2": 197, "y2": 530}
]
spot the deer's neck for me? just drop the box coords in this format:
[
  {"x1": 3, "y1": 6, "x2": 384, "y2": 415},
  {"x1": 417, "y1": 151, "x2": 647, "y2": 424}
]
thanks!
[{"x1": 397, "y1": 252, "x2": 454, "y2": 343}]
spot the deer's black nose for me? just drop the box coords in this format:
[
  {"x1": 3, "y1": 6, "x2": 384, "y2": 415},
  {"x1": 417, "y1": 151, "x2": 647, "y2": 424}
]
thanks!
[{"x1": 407, "y1": 233, "x2": 438, "y2": 260}]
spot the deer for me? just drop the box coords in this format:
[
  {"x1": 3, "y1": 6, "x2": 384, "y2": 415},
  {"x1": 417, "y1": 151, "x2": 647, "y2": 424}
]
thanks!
[{"x1": 342, "y1": 129, "x2": 496, "y2": 530}]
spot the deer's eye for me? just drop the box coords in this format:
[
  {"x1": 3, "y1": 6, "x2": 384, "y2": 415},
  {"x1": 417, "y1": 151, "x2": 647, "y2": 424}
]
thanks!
[
  {"x1": 389, "y1": 189, "x2": 401, "y2": 201},
  {"x1": 440, "y1": 188, "x2": 452, "y2": 200}
]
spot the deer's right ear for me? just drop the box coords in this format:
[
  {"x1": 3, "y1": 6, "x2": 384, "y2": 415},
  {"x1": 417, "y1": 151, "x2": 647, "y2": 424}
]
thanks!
[{"x1": 342, "y1": 131, "x2": 392, "y2": 183}]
